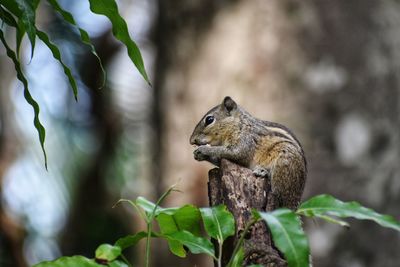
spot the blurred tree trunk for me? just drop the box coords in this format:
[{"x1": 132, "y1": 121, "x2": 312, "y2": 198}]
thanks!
[
  {"x1": 60, "y1": 30, "x2": 129, "y2": 257},
  {"x1": 154, "y1": 0, "x2": 400, "y2": 266},
  {"x1": 298, "y1": 1, "x2": 400, "y2": 266},
  {"x1": 0, "y1": 55, "x2": 26, "y2": 267}
]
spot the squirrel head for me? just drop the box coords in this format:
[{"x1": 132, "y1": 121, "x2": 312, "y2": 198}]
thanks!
[{"x1": 190, "y1": 96, "x2": 241, "y2": 146}]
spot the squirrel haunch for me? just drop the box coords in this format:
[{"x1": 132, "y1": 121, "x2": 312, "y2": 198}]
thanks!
[{"x1": 190, "y1": 96, "x2": 307, "y2": 209}]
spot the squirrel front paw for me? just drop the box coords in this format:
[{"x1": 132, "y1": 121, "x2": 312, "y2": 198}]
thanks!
[
  {"x1": 193, "y1": 145, "x2": 210, "y2": 161},
  {"x1": 253, "y1": 166, "x2": 270, "y2": 178}
]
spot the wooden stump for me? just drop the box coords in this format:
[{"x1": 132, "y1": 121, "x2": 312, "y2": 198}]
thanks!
[{"x1": 208, "y1": 159, "x2": 287, "y2": 266}]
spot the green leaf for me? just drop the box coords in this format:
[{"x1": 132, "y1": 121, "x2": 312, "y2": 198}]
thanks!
[
  {"x1": 0, "y1": 0, "x2": 26, "y2": 55},
  {"x1": 156, "y1": 205, "x2": 202, "y2": 257},
  {"x1": 165, "y1": 230, "x2": 215, "y2": 259},
  {"x1": 33, "y1": 256, "x2": 102, "y2": 267},
  {"x1": 15, "y1": 0, "x2": 36, "y2": 58},
  {"x1": 298, "y1": 194, "x2": 400, "y2": 232},
  {"x1": 258, "y1": 209, "x2": 309, "y2": 267},
  {"x1": 16, "y1": 18, "x2": 26, "y2": 56},
  {"x1": 313, "y1": 214, "x2": 349, "y2": 228},
  {"x1": 36, "y1": 29, "x2": 79, "y2": 100},
  {"x1": 108, "y1": 261, "x2": 129, "y2": 267},
  {"x1": 0, "y1": 29, "x2": 47, "y2": 169},
  {"x1": 157, "y1": 213, "x2": 186, "y2": 257},
  {"x1": 0, "y1": 5, "x2": 18, "y2": 27},
  {"x1": 200, "y1": 205, "x2": 235, "y2": 242},
  {"x1": 172, "y1": 205, "x2": 202, "y2": 236},
  {"x1": 87, "y1": 0, "x2": 150, "y2": 85},
  {"x1": 95, "y1": 244, "x2": 121, "y2": 262},
  {"x1": 1, "y1": 0, "x2": 21, "y2": 16},
  {"x1": 135, "y1": 196, "x2": 178, "y2": 217},
  {"x1": 114, "y1": 231, "x2": 154, "y2": 250},
  {"x1": 230, "y1": 246, "x2": 244, "y2": 267},
  {"x1": 45, "y1": 0, "x2": 106, "y2": 88}
]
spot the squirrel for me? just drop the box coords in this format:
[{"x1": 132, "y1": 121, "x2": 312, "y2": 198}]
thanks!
[{"x1": 190, "y1": 96, "x2": 307, "y2": 209}]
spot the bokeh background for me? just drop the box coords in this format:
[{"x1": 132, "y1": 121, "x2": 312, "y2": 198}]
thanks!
[{"x1": 1, "y1": 0, "x2": 400, "y2": 266}]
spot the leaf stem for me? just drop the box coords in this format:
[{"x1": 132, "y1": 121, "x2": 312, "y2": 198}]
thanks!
[
  {"x1": 226, "y1": 218, "x2": 258, "y2": 267},
  {"x1": 217, "y1": 241, "x2": 223, "y2": 267},
  {"x1": 145, "y1": 182, "x2": 178, "y2": 267},
  {"x1": 145, "y1": 222, "x2": 151, "y2": 267}
]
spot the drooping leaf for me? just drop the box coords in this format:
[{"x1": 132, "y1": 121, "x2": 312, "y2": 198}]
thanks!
[
  {"x1": 298, "y1": 194, "x2": 400, "y2": 232},
  {"x1": 0, "y1": 5, "x2": 18, "y2": 26},
  {"x1": 33, "y1": 256, "x2": 102, "y2": 267},
  {"x1": 36, "y1": 29, "x2": 79, "y2": 100},
  {"x1": 16, "y1": 18, "x2": 26, "y2": 56},
  {"x1": 200, "y1": 205, "x2": 235, "y2": 242},
  {"x1": 87, "y1": 0, "x2": 150, "y2": 84},
  {"x1": 1, "y1": 0, "x2": 22, "y2": 16},
  {"x1": 95, "y1": 244, "x2": 121, "y2": 262},
  {"x1": 45, "y1": 0, "x2": 106, "y2": 87},
  {"x1": 157, "y1": 213, "x2": 186, "y2": 257},
  {"x1": 258, "y1": 209, "x2": 309, "y2": 267},
  {"x1": 0, "y1": 0, "x2": 26, "y2": 55},
  {"x1": 0, "y1": 29, "x2": 47, "y2": 168},
  {"x1": 165, "y1": 230, "x2": 215, "y2": 259},
  {"x1": 15, "y1": 0, "x2": 36, "y2": 58}
]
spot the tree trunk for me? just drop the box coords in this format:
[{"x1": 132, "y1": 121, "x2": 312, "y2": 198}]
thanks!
[
  {"x1": 208, "y1": 159, "x2": 286, "y2": 266},
  {"x1": 154, "y1": 0, "x2": 400, "y2": 266}
]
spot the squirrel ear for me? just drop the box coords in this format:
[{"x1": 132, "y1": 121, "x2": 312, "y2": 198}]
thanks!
[{"x1": 223, "y1": 96, "x2": 237, "y2": 113}]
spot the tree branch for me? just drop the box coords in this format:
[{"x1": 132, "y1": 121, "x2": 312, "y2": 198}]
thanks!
[{"x1": 208, "y1": 159, "x2": 286, "y2": 266}]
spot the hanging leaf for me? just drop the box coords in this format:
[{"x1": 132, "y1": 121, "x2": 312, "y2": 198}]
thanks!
[
  {"x1": 0, "y1": 29, "x2": 47, "y2": 169},
  {"x1": 258, "y1": 209, "x2": 309, "y2": 267},
  {"x1": 298, "y1": 194, "x2": 400, "y2": 232},
  {"x1": 200, "y1": 205, "x2": 235, "y2": 242},
  {"x1": 0, "y1": 0, "x2": 26, "y2": 55},
  {"x1": 87, "y1": 0, "x2": 150, "y2": 85},
  {"x1": 0, "y1": 5, "x2": 18, "y2": 26},
  {"x1": 36, "y1": 29, "x2": 79, "y2": 100},
  {"x1": 46, "y1": 0, "x2": 106, "y2": 87},
  {"x1": 14, "y1": 0, "x2": 37, "y2": 58}
]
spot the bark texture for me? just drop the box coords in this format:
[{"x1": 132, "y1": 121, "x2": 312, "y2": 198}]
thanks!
[
  {"x1": 208, "y1": 159, "x2": 286, "y2": 266},
  {"x1": 155, "y1": 1, "x2": 400, "y2": 266}
]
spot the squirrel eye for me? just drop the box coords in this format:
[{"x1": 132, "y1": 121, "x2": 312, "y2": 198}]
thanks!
[{"x1": 205, "y1": 115, "x2": 215, "y2": 126}]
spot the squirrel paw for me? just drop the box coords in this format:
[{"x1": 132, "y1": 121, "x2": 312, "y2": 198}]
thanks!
[
  {"x1": 193, "y1": 145, "x2": 210, "y2": 161},
  {"x1": 252, "y1": 166, "x2": 270, "y2": 178}
]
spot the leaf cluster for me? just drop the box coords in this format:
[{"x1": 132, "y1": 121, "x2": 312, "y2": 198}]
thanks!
[
  {"x1": 33, "y1": 190, "x2": 400, "y2": 267},
  {"x1": 0, "y1": 0, "x2": 150, "y2": 168}
]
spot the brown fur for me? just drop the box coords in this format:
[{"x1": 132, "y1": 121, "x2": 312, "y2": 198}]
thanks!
[{"x1": 190, "y1": 96, "x2": 307, "y2": 209}]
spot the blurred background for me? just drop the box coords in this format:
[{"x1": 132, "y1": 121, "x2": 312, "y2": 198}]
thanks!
[{"x1": 1, "y1": 0, "x2": 400, "y2": 266}]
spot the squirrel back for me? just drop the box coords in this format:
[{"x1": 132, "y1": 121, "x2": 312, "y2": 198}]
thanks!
[{"x1": 190, "y1": 96, "x2": 307, "y2": 209}]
